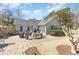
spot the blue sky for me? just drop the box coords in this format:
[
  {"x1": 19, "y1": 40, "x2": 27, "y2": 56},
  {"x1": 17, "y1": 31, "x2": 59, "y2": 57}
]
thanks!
[{"x1": 0, "y1": 3, "x2": 79, "y2": 20}]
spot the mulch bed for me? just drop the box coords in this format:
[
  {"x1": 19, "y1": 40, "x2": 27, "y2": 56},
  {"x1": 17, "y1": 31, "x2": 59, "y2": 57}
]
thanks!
[
  {"x1": 24, "y1": 47, "x2": 41, "y2": 55},
  {"x1": 56, "y1": 45, "x2": 76, "y2": 55}
]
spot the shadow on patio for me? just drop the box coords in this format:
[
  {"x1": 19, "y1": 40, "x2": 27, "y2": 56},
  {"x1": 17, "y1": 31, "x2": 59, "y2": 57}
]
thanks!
[{"x1": 0, "y1": 43, "x2": 15, "y2": 50}]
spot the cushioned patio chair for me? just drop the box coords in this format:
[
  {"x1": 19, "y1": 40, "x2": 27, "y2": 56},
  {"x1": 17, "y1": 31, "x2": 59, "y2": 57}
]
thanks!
[
  {"x1": 25, "y1": 32, "x2": 32, "y2": 40},
  {"x1": 19, "y1": 32, "x2": 24, "y2": 38},
  {"x1": 32, "y1": 33, "x2": 43, "y2": 39}
]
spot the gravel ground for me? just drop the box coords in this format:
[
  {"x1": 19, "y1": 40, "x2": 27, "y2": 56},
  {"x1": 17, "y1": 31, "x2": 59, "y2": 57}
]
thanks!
[{"x1": 0, "y1": 35, "x2": 75, "y2": 55}]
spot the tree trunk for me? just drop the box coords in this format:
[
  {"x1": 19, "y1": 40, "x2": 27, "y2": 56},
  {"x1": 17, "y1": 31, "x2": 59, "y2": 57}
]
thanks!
[
  {"x1": 61, "y1": 26, "x2": 68, "y2": 36},
  {"x1": 61, "y1": 26, "x2": 79, "y2": 54},
  {"x1": 73, "y1": 44, "x2": 78, "y2": 53}
]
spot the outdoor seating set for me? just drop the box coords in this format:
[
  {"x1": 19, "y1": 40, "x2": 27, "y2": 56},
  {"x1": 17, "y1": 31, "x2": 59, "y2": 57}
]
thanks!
[{"x1": 19, "y1": 32, "x2": 43, "y2": 40}]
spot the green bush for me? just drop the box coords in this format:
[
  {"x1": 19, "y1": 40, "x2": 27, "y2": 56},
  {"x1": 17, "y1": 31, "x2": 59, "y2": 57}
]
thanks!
[{"x1": 48, "y1": 28, "x2": 65, "y2": 36}]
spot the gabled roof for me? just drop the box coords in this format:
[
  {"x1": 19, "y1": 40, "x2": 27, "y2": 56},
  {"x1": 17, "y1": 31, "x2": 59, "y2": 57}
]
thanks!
[
  {"x1": 38, "y1": 15, "x2": 57, "y2": 26},
  {"x1": 14, "y1": 19, "x2": 40, "y2": 26},
  {"x1": 38, "y1": 11, "x2": 57, "y2": 26}
]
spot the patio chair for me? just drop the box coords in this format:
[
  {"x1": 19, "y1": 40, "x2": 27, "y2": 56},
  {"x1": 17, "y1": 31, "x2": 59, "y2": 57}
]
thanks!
[
  {"x1": 25, "y1": 32, "x2": 33, "y2": 40},
  {"x1": 33, "y1": 33, "x2": 43, "y2": 39},
  {"x1": 19, "y1": 32, "x2": 24, "y2": 38}
]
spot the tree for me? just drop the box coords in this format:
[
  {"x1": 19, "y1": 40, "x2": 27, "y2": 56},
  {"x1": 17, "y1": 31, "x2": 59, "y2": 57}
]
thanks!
[
  {"x1": 54, "y1": 7, "x2": 79, "y2": 53},
  {"x1": 0, "y1": 4, "x2": 16, "y2": 35},
  {"x1": 0, "y1": 8, "x2": 14, "y2": 26},
  {"x1": 73, "y1": 6, "x2": 79, "y2": 29}
]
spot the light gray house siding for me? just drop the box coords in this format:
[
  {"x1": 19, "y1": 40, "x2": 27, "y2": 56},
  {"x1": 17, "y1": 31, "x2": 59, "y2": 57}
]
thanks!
[
  {"x1": 14, "y1": 19, "x2": 40, "y2": 34},
  {"x1": 45, "y1": 19, "x2": 61, "y2": 34},
  {"x1": 38, "y1": 15, "x2": 61, "y2": 35},
  {"x1": 14, "y1": 15, "x2": 61, "y2": 35},
  {"x1": 15, "y1": 24, "x2": 27, "y2": 33},
  {"x1": 39, "y1": 25, "x2": 46, "y2": 36}
]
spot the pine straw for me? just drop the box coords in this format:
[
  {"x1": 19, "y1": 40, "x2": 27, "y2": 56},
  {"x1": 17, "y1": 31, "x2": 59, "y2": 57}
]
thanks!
[{"x1": 56, "y1": 45, "x2": 76, "y2": 55}]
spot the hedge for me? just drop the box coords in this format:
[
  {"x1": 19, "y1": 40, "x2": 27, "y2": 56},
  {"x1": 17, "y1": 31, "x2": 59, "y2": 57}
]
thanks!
[{"x1": 48, "y1": 28, "x2": 65, "y2": 36}]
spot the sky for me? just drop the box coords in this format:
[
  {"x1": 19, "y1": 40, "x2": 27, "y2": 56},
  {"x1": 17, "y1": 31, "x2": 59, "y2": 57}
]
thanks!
[{"x1": 0, "y1": 3, "x2": 79, "y2": 20}]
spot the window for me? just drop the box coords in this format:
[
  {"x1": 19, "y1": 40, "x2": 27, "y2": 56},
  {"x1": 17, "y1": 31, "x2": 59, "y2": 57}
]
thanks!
[
  {"x1": 20, "y1": 26, "x2": 23, "y2": 31},
  {"x1": 37, "y1": 26, "x2": 40, "y2": 32},
  {"x1": 51, "y1": 25, "x2": 54, "y2": 29},
  {"x1": 51, "y1": 25, "x2": 57, "y2": 29},
  {"x1": 34, "y1": 28, "x2": 37, "y2": 33},
  {"x1": 27, "y1": 26, "x2": 30, "y2": 31}
]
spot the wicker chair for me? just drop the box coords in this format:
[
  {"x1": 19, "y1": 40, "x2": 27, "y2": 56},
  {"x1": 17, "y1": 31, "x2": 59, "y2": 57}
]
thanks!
[
  {"x1": 25, "y1": 32, "x2": 32, "y2": 40},
  {"x1": 33, "y1": 33, "x2": 43, "y2": 39},
  {"x1": 19, "y1": 32, "x2": 24, "y2": 38}
]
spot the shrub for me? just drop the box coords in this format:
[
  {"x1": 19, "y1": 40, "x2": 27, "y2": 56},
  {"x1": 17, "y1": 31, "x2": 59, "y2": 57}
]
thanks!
[{"x1": 48, "y1": 28, "x2": 65, "y2": 36}]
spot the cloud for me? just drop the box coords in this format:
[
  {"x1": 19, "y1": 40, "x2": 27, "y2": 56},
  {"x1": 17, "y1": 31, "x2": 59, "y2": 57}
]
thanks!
[
  {"x1": 20, "y1": 9, "x2": 43, "y2": 20},
  {"x1": 47, "y1": 5, "x2": 51, "y2": 9},
  {"x1": 9, "y1": 3, "x2": 20, "y2": 8},
  {"x1": 31, "y1": 10, "x2": 43, "y2": 20},
  {"x1": 1, "y1": 3, "x2": 20, "y2": 8},
  {"x1": 33, "y1": 10, "x2": 42, "y2": 14},
  {"x1": 47, "y1": 4, "x2": 58, "y2": 9},
  {"x1": 21, "y1": 9, "x2": 32, "y2": 19},
  {"x1": 22, "y1": 9, "x2": 31, "y2": 16},
  {"x1": 47, "y1": 3, "x2": 65, "y2": 13},
  {"x1": 20, "y1": 3, "x2": 32, "y2": 9}
]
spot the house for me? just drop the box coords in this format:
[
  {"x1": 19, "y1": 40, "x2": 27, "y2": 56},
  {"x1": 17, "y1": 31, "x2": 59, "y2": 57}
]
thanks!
[
  {"x1": 38, "y1": 13, "x2": 79, "y2": 36},
  {"x1": 38, "y1": 15, "x2": 61, "y2": 35},
  {"x1": 14, "y1": 19, "x2": 40, "y2": 34},
  {"x1": 13, "y1": 12, "x2": 61, "y2": 35}
]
